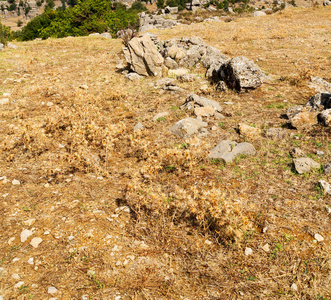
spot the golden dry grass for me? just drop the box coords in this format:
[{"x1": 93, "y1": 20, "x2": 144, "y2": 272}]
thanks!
[{"x1": 0, "y1": 7, "x2": 330, "y2": 299}]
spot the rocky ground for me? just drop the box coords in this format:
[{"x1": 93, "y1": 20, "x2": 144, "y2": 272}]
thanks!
[{"x1": 0, "y1": 6, "x2": 330, "y2": 300}]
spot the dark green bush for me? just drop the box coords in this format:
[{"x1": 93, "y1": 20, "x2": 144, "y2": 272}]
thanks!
[
  {"x1": 0, "y1": 22, "x2": 12, "y2": 46},
  {"x1": 16, "y1": 0, "x2": 142, "y2": 41}
]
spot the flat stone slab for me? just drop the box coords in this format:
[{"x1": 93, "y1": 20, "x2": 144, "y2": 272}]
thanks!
[{"x1": 293, "y1": 157, "x2": 320, "y2": 174}]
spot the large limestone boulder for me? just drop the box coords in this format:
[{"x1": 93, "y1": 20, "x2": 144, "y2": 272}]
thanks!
[
  {"x1": 306, "y1": 92, "x2": 331, "y2": 111},
  {"x1": 286, "y1": 106, "x2": 319, "y2": 130},
  {"x1": 219, "y1": 56, "x2": 263, "y2": 92},
  {"x1": 123, "y1": 35, "x2": 164, "y2": 77}
]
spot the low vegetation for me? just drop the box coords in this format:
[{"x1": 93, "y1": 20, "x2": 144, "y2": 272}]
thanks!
[{"x1": 14, "y1": 0, "x2": 146, "y2": 41}]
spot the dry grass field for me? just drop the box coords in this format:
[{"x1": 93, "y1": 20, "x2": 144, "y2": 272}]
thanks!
[{"x1": 0, "y1": 6, "x2": 330, "y2": 299}]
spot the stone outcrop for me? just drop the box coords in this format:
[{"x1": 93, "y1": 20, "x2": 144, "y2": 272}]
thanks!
[
  {"x1": 139, "y1": 12, "x2": 178, "y2": 32},
  {"x1": 208, "y1": 140, "x2": 256, "y2": 163},
  {"x1": 287, "y1": 93, "x2": 331, "y2": 129},
  {"x1": 123, "y1": 35, "x2": 164, "y2": 77}
]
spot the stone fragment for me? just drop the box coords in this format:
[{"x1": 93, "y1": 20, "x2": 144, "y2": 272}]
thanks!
[
  {"x1": 0, "y1": 98, "x2": 9, "y2": 105},
  {"x1": 182, "y1": 94, "x2": 222, "y2": 113},
  {"x1": 319, "y1": 180, "x2": 331, "y2": 195},
  {"x1": 100, "y1": 32, "x2": 112, "y2": 39},
  {"x1": 20, "y1": 229, "x2": 33, "y2": 243},
  {"x1": 290, "y1": 148, "x2": 304, "y2": 158},
  {"x1": 309, "y1": 77, "x2": 331, "y2": 93},
  {"x1": 123, "y1": 35, "x2": 164, "y2": 77},
  {"x1": 22, "y1": 219, "x2": 36, "y2": 226},
  {"x1": 245, "y1": 247, "x2": 253, "y2": 256},
  {"x1": 12, "y1": 273, "x2": 20, "y2": 280},
  {"x1": 168, "y1": 68, "x2": 189, "y2": 77},
  {"x1": 253, "y1": 11, "x2": 266, "y2": 17},
  {"x1": 262, "y1": 244, "x2": 270, "y2": 252},
  {"x1": 306, "y1": 92, "x2": 331, "y2": 110},
  {"x1": 219, "y1": 56, "x2": 264, "y2": 92},
  {"x1": 153, "y1": 112, "x2": 169, "y2": 121},
  {"x1": 314, "y1": 233, "x2": 324, "y2": 242},
  {"x1": 265, "y1": 128, "x2": 288, "y2": 139},
  {"x1": 289, "y1": 107, "x2": 319, "y2": 129},
  {"x1": 324, "y1": 163, "x2": 331, "y2": 174},
  {"x1": 12, "y1": 179, "x2": 20, "y2": 185},
  {"x1": 293, "y1": 157, "x2": 320, "y2": 174},
  {"x1": 28, "y1": 257, "x2": 34, "y2": 264},
  {"x1": 133, "y1": 122, "x2": 144, "y2": 131},
  {"x1": 14, "y1": 281, "x2": 25, "y2": 288},
  {"x1": 125, "y1": 72, "x2": 143, "y2": 81},
  {"x1": 177, "y1": 73, "x2": 196, "y2": 82},
  {"x1": 232, "y1": 142, "x2": 257, "y2": 156},
  {"x1": 48, "y1": 287, "x2": 58, "y2": 294},
  {"x1": 169, "y1": 118, "x2": 207, "y2": 138},
  {"x1": 291, "y1": 283, "x2": 298, "y2": 292},
  {"x1": 164, "y1": 57, "x2": 178, "y2": 69},
  {"x1": 238, "y1": 123, "x2": 261, "y2": 140},
  {"x1": 318, "y1": 109, "x2": 331, "y2": 126},
  {"x1": 194, "y1": 105, "x2": 215, "y2": 117},
  {"x1": 30, "y1": 237, "x2": 43, "y2": 248},
  {"x1": 215, "y1": 81, "x2": 227, "y2": 91}
]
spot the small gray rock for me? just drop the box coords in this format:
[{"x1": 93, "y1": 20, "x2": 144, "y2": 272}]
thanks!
[
  {"x1": 133, "y1": 122, "x2": 144, "y2": 131},
  {"x1": 232, "y1": 142, "x2": 257, "y2": 156},
  {"x1": 208, "y1": 140, "x2": 236, "y2": 163},
  {"x1": 319, "y1": 180, "x2": 331, "y2": 195},
  {"x1": 125, "y1": 72, "x2": 143, "y2": 81},
  {"x1": 153, "y1": 112, "x2": 169, "y2": 121},
  {"x1": 324, "y1": 163, "x2": 331, "y2": 174},
  {"x1": 100, "y1": 32, "x2": 112, "y2": 39},
  {"x1": 7, "y1": 43, "x2": 18, "y2": 49},
  {"x1": 20, "y1": 229, "x2": 33, "y2": 243},
  {"x1": 169, "y1": 117, "x2": 207, "y2": 138},
  {"x1": 293, "y1": 157, "x2": 320, "y2": 174},
  {"x1": 48, "y1": 286, "x2": 58, "y2": 294},
  {"x1": 265, "y1": 128, "x2": 287, "y2": 139}
]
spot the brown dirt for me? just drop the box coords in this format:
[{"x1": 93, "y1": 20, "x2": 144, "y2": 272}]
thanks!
[{"x1": 0, "y1": 6, "x2": 330, "y2": 300}]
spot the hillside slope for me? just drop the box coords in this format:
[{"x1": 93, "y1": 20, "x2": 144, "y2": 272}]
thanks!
[{"x1": 0, "y1": 7, "x2": 330, "y2": 299}]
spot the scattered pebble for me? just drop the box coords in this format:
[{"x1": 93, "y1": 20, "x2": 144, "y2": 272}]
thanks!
[
  {"x1": 48, "y1": 286, "x2": 58, "y2": 294},
  {"x1": 316, "y1": 151, "x2": 324, "y2": 156},
  {"x1": 82, "y1": 295, "x2": 89, "y2": 300},
  {"x1": 314, "y1": 233, "x2": 324, "y2": 242},
  {"x1": 68, "y1": 236, "x2": 75, "y2": 241},
  {"x1": 8, "y1": 237, "x2": 15, "y2": 244},
  {"x1": 245, "y1": 247, "x2": 253, "y2": 256},
  {"x1": 12, "y1": 179, "x2": 20, "y2": 185},
  {"x1": 13, "y1": 258, "x2": 20, "y2": 262},
  {"x1": 262, "y1": 244, "x2": 270, "y2": 252},
  {"x1": 22, "y1": 219, "x2": 36, "y2": 226},
  {"x1": 46, "y1": 102, "x2": 54, "y2": 107},
  {"x1": 326, "y1": 206, "x2": 331, "y2": 214},
  {"x1": 44, "y1": 230, "x2": 50, "y2": 235},
  {"x1": 115, "y1": 261, "x2": 122, "y2": 266},
  {"x1": 12, "y1": 273, "x2": 20, "y2": 280},
  {"x1": 30, "y1": 237, "x2": 43, "y2": 248},
  {"x1": 205, "y1": 240, "x2": 213, "y2": 245},
  {"x1": 80, "y1": 84, "x2": 88, "y2": 90},
  {"x1": 14, "y1": 281, "x2": 25, "y2": 288},
  {"x1": 28, "y1": 257, "x2": 34, "y2": 265},
  {"x1": 20, "y1": 229, "x2": 33, "y2": 242},
  {"x1": 291, "y1": 283, "x2": 298, "y2": 292}
]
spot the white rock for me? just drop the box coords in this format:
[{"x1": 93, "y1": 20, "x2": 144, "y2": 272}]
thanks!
[
  {"x1": 245, "y1": 247, "x2": 253, "y2": 256},
  {"x1": 0, "y1": 295, "x2": 3, "y2": 300},
  {"x1": 14, "y1": 281, "x2": 25, "y2": 288},
  {"x1": 115, "y1": 261, "x2": 122, "y2": 266},
  {"x1": 8, "y1": 237, "x2": 15, "y2": 244},
  {"x1": 12, "y1": 273, "x2": 20, "y2": 280},
  {"x1": 319, "y1": 180, "x2": 331, "y2": 195},
  {"x1": 44, "y1": 230, "x2": 50, "y2": 235},
  {"x1": 68, "y1": 235, "x2": 75, "y2": 241},
  {"x1": 0, "y1": 98, "x2": 9, "y2": 105},
  {"x1": 205, "y1": 240, "x2": 212, "y2": 245},
  {"x1": 48, "y1": 286, "x2": 58, "y2": 294},
  {"x1": 12, "y1": 258, "x2": 20, "y2": 262},
  {"x1": 30, "y1": 237, "x2": 43, "y2": 248},
  {"x1": 82, "y1": 295, "x2": 89, "y2": 300},
  {"x1": 291, "y1": 283, "x2": 298, "y2": 291},
  {"x1": 314, "y1": 233, "x2": 324, "y2": 242},
  {"x1": 12, "y1": 179, "x2": 20, "y2": 185},
  {"x1": 262, "y1": 243, "x2": 270, "y2": 252},
  {"x1": 79, "y1": 84, "x2": 88, "y2": 90},
  {"x1": 22, "y1": 219, "x2": 36, "y2": 226},
  {"x1": 20, "y1": 229, "x2": 33, "y2": 242},
  {"x1": 326, "y1": 206, "x2": 331, "y2": 214},
  {"x1": 28, "y1": 257, "x2": 34, "y2": 264}
]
